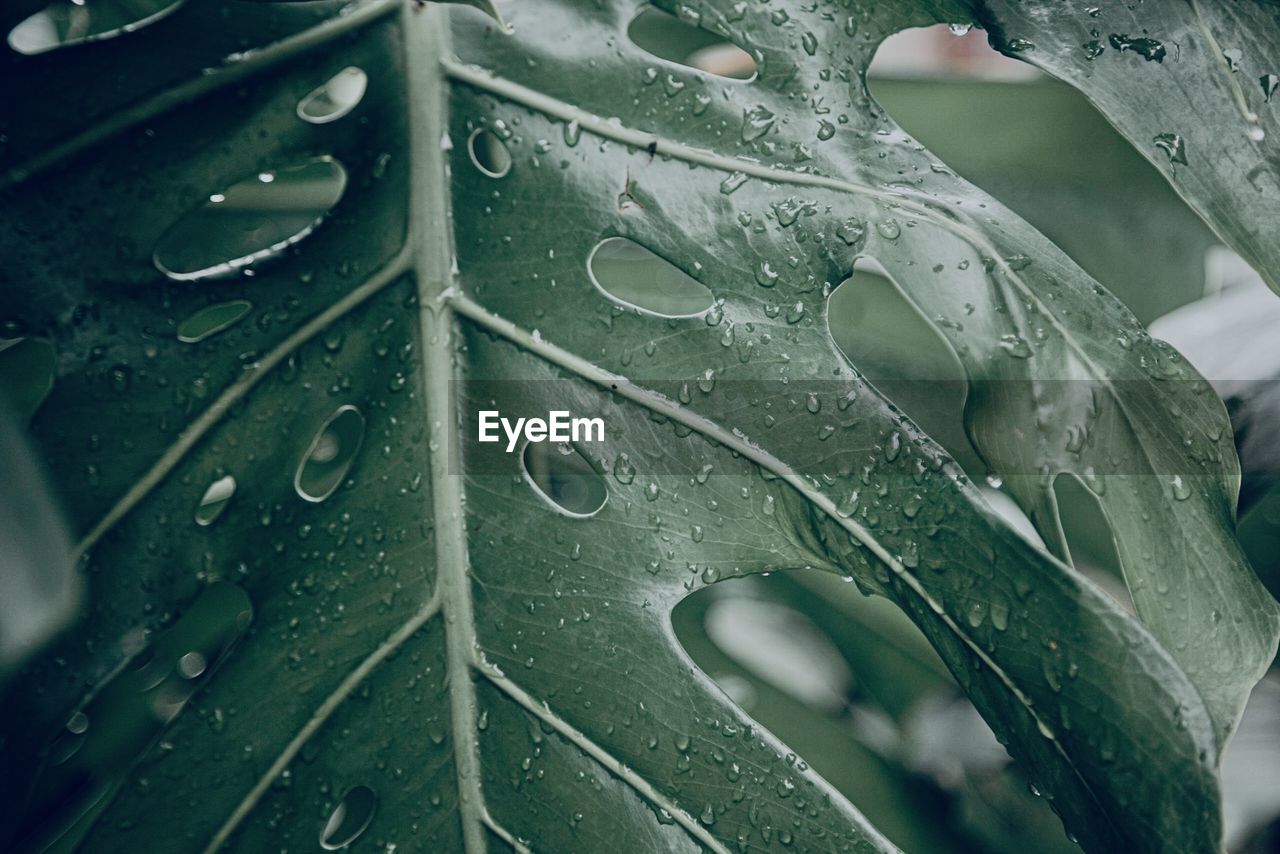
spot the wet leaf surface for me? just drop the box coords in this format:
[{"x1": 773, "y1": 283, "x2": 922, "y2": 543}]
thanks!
[{"x1": 2, "y1": 1, "x2": 1277, "y2": 852}]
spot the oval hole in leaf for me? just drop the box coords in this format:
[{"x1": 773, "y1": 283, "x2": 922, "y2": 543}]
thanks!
[
  {"x1": 194, "y1": 475, "x2": 235, "y2": 527},
  {"x1": 704, "y1": 595, "x2": 852, "y2": 711},
  {"x1": 627, "y1": 6, "x2": 756, "y2": 80},
  {"x1": 297, "y1": 67, "x2": 368, "y2": 124},
  {"x1": 522, "y1": 441, "x2": 607, "y2": 518},
  {"x1": 1051, "y1": 472, "x2": 1132, "y2": 610},
  {"x1": 0, "y1": 337, "x2": 55, "y2": 423},
  {"x1": 320, "y1": 785, "x2": 377, "y2": 850},
  {"x1": 176, "y1": 300, "x2": 251, "y2": 343},
  {"x1": 153, "y1": 156, "x2": 347, "y2": 282},
  {"x1": 587, "y1": 237, "x2": 714, "y2": 318},
  {"x1": 7, "y1": 0, "x2": 185, "y2": 56},
  {"x1": 827, "y1": 258, "x2": 980, "y2": 473},
  {"x1": 467, "y1": 128, "x2": 512, "y2": 178},
  {"x1": 295, "y1": 405, "x2": 365, "y2": 503}
]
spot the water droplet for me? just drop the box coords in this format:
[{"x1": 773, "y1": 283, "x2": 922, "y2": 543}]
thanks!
[
  {"x1": 523, "y1": 441, "x2": 608, "y2": 517},
  {"x1": 1170, "y1": 475, "x2": 1192, "y2": 501},
  {"x1": 741, "y1": 105, "x2": 776, "y2": 142},
  {"x1": 563, "y1": 120, "x2": 582, "y2": 147},
  {"x1": 754, "y1": 261, "x2": 779, "y2": 287},
  {"x1": 195, "y1": 475, "x2": 235, "y2": 526},
  {"x1": 297, "y1": 67, "x2": 368, "y2": 124},
  {"x1": 719, "y1": 171, "x2": 748, "y2": 194},
  {"x1": 153, "y1": 156, "x2": 347, "y2": 281},
  {"x1": 772, "y1": 197, "x2": 810, "y2": 227},
  {"x1": 875, "y1": 219, "x2": 901, "y2": 240},
  {"x1": 999, "y1": 334, "x2": 1033, "y2": 358},
  {"x1": 613, "y1": 453, "x2": 636, "y2": 484},
  {"x1": 295, "y1": 405, "x2": 365, "y2": 503},
  {"x1": 320, "y1": 785, "x2": 377, "y2": 850},
  {"x1": 990, "y1": 599, "x2": 1010, "y2": 631},
  {"x1": 836, "y1": 218, "x2": 864, "y2": 246},
  {"x1": 587, "y1": 238, "x2": 713, "y2": 318},
  {"x1": 177, "y1": 651, "x2": 206, "y2": 679},
  {"x1": 1261, "y1": 73, "x2": 1279, "y2": 102},
  {"x1": 1153, "y1": 133, "x2": 1188, "y2": 166},
  {"x1": 1109, "y1": 33, "x2": 1165, "y2": 62},
  {"x1": 177, "y1": 300, "x2": 252, "y2": 343}
]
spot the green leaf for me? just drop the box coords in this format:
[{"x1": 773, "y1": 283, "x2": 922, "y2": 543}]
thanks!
[
  {"x1": 0, "y1": 1, "x2": 1271, "y2": 853},
  {"x1": 970, "y1": 1, "x2": 1280, "y2": 295}
]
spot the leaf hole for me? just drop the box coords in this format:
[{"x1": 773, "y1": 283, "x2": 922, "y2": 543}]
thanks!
[
  {"x1": 468, "y1": 128, "x2": 512, "y2": 178},
  {"x1": 827, "y1": 259, "x2": 979, "y2": 473},
  {"x1": 7, "y1": 0, "x2": 185, "y2": 56},
  {"x1": 295, "y1": 405, "x2": 365, "y2": 504},
  {"x1": 153, "y1": 155, "x2": 347, "y2": 281},
  {"x1": 194, "y1": 475, "x2": 235, "y2": 527},
  {"x1": 1051, "y1": 473, "x2": 1132, "y2": 611},
  {"x1": 297, "y1": 66, "x2": 368, "y2": 124},
  {"x1": 587, "y1": 237, "x2": 714, "y2": 319},
  {"x1": 522, "y1": 441, "x2": 607, "y2": 518},
  {"x1": 627, "y1": 6, "x2": 756, "y2": 81},
  {"x1": 176, "y1": 300, "x2": 251, "y2": 343},
  {"x1": 867, "y1": 24, "x2": 1037, "y2": 81},
  {"x1": 320, "y1": 785, "x2": 377, "y2": 850}
]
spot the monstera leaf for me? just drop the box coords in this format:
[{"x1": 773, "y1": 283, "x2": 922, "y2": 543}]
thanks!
[
  {"x1": 1, "y1": 1, "x2": 1276, "y2": 853},
  {"x1": 969, "y1": 0, "x2": 1280, "y2": 295}
]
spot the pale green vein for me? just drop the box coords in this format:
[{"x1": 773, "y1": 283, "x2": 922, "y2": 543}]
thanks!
[
  {"x1": 1188, "y1": 0, "x2": 1264, "y2": 137},
  {"x1": 405, "y1": 6, "x2": 489, "y2": 853},
  {"x1": 1, "y1": 0, "x2": 400, "y2": 189},
  {"x1": 446, "y1": 290, "x2": 1119, "y2": 837},
  {"x1": 203, "y1": 593, "x2": 442, "y2": 853},
  {"x1": 73, "y1": 245, "x2": 411, "y2": 563},
  {"x1": 474, "y1": 656, "x2": 732, "y2": 854},
  {"x1": 481, "y1": 809, "x2": 531, "y2": 853}
]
